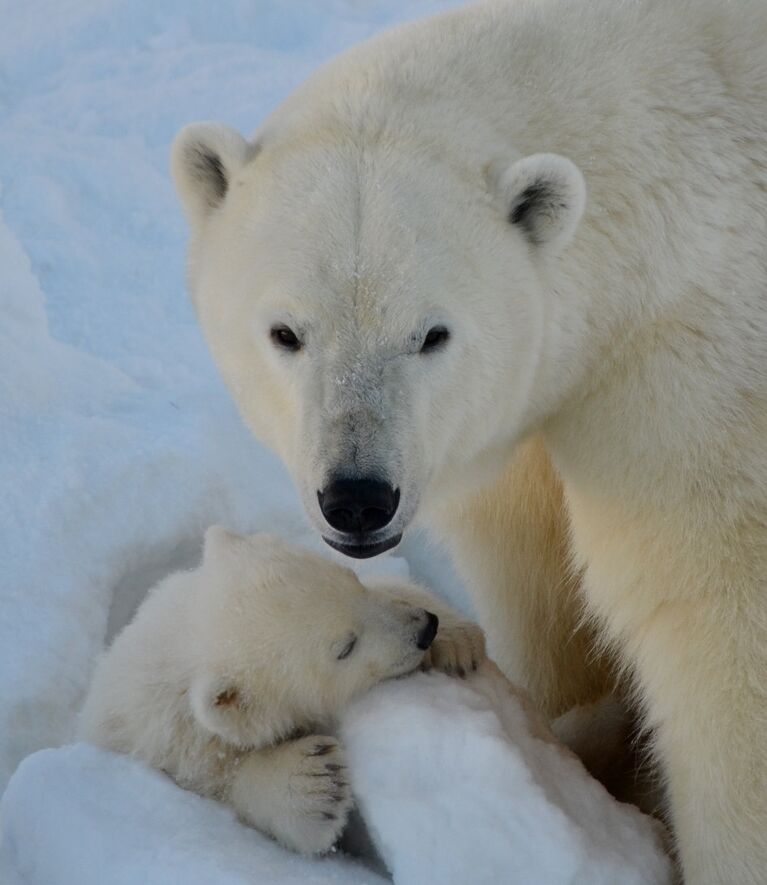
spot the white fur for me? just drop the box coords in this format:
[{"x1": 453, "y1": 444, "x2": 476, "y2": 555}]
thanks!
[
  {"x1": 79, "y1": 529, "x2": 483, "y2": 855},
  {"x1": 171, "y1": 1, "x2": 767, "y2": 880}
]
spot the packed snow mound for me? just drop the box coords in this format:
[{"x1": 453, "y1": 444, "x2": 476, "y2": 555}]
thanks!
[
  {"x1": 1, "y1": 663, "x2": 672, "y2": 885},
  {"x1": 342, "y1": 663, "x2": 672, "y2": 885},
  {"x1": 0, "y1": 744, "x2": 388, "y2": 885}
]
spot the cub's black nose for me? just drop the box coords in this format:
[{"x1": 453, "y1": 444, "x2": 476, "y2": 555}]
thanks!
[
  {"x1": 318, "y1": 478, "x2": 400, "y2": 534},
  {"x1": 417, "y1": 611, "x2": 439, "y2": 650}
]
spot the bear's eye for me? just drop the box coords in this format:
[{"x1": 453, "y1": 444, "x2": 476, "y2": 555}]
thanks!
[
  {"x1": 336, "y1": 635, "x2": 357, "y2": 660},
  {"x1": 420, "y1": 326, "x2": 449, "y2": 353},
  {"x1": 270, "y1": 324, "x2": 302, "y2": 352}
]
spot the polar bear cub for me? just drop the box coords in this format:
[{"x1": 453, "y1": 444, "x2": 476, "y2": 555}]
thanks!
[{"x1": 78, "y1": 527, "x2": 484, "y2": 854}]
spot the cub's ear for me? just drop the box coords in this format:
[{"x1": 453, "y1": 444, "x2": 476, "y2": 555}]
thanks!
[
  {"x1": 190, "y1": 672, "x2": 256, "y2": 747},
  {"x1": 171, "y1": 123, "x2": 254, "y2": 228},
  {"x1": 495, "y1": 153, "x2": 585, "y2": 254}
]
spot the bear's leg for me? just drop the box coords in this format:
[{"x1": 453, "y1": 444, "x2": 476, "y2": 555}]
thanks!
[
  {"x1": 628, "y1": 591, "x2": 767, "y2": 883},
  {"x1": 227, "y1": 735, "x2": 353, "y2": 855},
  {"x1": 434, "y1": 435, "x2": 613, "y2": 717}
]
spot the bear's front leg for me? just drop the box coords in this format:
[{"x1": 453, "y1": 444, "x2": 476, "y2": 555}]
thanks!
[
  {"x1": 628, "y1": 592, "x2": 767, "y2": 884},
  {"x1": 432, "y1": 436, "x2": 613, "y2": 715},
  {"x1": 228, "y1": 735, "x2": 353, "y2": 855}
]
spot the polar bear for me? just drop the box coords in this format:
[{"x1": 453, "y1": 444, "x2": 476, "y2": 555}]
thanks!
[
  {"x1": 170, "y1": 0, "x2": 767, "y2": 880},
  {"x1": 79, "y1": 528, "x2": 483, "y2": 855}
]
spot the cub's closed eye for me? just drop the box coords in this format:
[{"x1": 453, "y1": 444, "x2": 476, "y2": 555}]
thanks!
[
  {"x1": 270, "y1": 324, "x2": 302, "y2": 352},
  {"x1": 421, "y1": 326, "x2": 449, "y2": 352},
  {"x1": 337, "y1": 636, "x2": 357, "y2": 660}
]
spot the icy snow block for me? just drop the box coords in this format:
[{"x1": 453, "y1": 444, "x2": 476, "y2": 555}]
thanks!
[
  {"x1": 0, "y1": 744, "x2": 387, "y2": 885},
  {"x1": 341, "y1": 663, "x2": 673, "y2": 885}
]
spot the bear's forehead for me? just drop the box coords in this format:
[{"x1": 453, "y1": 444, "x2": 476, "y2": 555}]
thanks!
[
  {"x1": 238, "y1": 135, "x2": 458, "y2": 244},
  {"x1": 221, "y1": 139, "x2": 485, "y2": 328},
  {"x1": 237, "y1": 218, "x2": 435, "y2": 336}
]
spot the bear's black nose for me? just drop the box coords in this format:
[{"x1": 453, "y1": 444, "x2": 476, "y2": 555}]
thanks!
[
  {"x1": 416, "y1": 611, "x2": 439, "y2": 650},
  {"x1": 318, "y1": 478, "x2": 400, "y2": 534}
]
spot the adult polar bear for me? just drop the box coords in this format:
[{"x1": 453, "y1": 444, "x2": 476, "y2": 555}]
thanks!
[{"x1": 171, "y1": 0, "x2": 767, "y2": 881}]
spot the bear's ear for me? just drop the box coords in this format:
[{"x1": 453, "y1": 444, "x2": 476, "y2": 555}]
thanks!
[
  {"x1": 190, "y1": 672, "x2": 261, "y2": 747},
  {"x1": 495, "y1": 153, "x2": 585, "y2": 254},
  {"x1": 171, "y1": 123, "x2": 255, "y2": 228}
]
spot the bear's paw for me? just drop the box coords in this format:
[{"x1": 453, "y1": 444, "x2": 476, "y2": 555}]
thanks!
[
  {"x1": 424, "y1": 620, "x2": 487, "y2": 678},
  {"x1": 280, "y1": 735, "x2": 353, "y2": 854}
]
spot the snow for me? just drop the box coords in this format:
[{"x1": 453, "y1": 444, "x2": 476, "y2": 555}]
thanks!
[
  {"x1": 342, "y1": 667, "x2": 672, "y2": 885},
  {"x1": 1, "y1": 744, "x2": 389, "y2": 885},
  {"x1": 0, "y1": 1, "x2": 671, "y2": 882}
]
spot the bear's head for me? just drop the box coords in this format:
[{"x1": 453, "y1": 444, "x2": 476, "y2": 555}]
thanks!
[
  {"x1": 171, "y1": 120, "x2": 585, "y2": 558},
  {"x1": 189, "y1": 527, "x2": 438, "y2": 748}
]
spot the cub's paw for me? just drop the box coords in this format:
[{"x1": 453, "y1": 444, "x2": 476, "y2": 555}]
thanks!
[
  {"x1": 424, "y1": 619, "x2": 486, "y2": 677},
  {"x1": 283, "y1": 735, "x2": 353, "y2": 855}
]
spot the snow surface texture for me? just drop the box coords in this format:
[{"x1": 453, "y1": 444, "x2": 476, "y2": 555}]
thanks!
[
  {"x1": 1, "y1": 1, "x2": 671, "y2": 882},
  {"x1": 1, "y1": 744, "x2": 389, "y2": 885},
  {"x1": 1, "y1": 666, "x2": 672, "y2": 885}
]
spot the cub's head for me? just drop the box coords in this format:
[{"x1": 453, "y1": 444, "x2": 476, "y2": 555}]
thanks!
[
  {"x1": 172, "y1": 120, "x2": 584, "y2": 558},
  {"x1": 190, "y1": 527, "x2": 437, "y2": 747}
]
